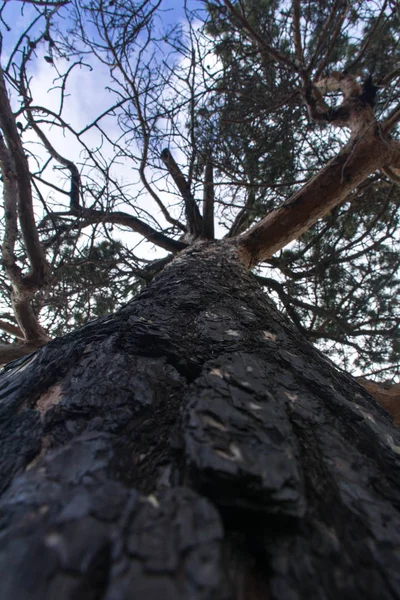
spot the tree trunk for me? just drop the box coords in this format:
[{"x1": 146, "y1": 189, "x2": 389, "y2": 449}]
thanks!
[{"x1": 0, "y1": 242, "x2": 399, "y2": 600}]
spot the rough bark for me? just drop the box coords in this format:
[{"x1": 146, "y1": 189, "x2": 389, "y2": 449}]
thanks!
[{"x1": 0, "y1": 242, "x2": 400, "y2": 600}]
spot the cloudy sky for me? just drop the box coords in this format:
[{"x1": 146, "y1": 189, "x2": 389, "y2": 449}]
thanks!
[{"x1": 1, "y1": 0, "x2": 209, "y2": 259}]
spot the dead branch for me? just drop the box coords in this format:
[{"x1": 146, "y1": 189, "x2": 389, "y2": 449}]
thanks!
[
  {"x1": 307, "y1": 0, "x2": 343, "y2": 74},
  {"x1": 13, "y1": 0, "x2": 69, "y2": 5},
  {"x1": 0, "y1": 133, "x2": 19, "y2": 281},
  {"x1": 0, "y1": 100, "x2": 50, "y2": 343},
  {"x1": 40, "y1": 208, "x2": 188, "y2": 254},
  {"x1": 161, "y1": 149, "x2": 203, "y2": 236},
  {"x1": 0, "y1": 69, "x2": 49, "y2": 286},
  {"x1": 202, "y1": 156, "x2": 215, "y2": 240},
  {"x1": 25, "y1": 116, "x2": 81, "y2": 212}
]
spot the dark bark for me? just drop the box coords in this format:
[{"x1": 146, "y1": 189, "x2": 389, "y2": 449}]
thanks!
[
  {"x1": 0, "y1": 242, "x2": 400, "y2": 600},
  {"x1": 161, "y1": 149, "x2": 204, "y2": 236}
]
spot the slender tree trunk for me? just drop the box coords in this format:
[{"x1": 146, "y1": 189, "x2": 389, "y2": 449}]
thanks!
[{"x1": 0, "y1": 242, "x2": 399, "y2": 600}]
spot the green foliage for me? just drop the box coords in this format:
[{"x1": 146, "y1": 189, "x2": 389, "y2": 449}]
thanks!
[
  {"x1": 200, "y1": 0, "x2": 400, "y2": 378},
  {"x1": 40, "y1": 240, "x2": 143, "y2": 338},
  {"x1": 0, "y1": 0, "x2": 398, "y2": 381}
]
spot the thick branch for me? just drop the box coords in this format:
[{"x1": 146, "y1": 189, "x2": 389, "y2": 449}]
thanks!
[
  {"x1": 202, "y1": 157, "x2": 215, "y2": 240},
  {"x1": 11, "y1": 295, "x2": 50, "y2": 343},
  {"x1": 228, "y1": 188, "x2": 256, "y2": 237},
  {"x1": 305, "y1": 73, "x2": 375, "y2": 136},
  {"x1": 382, "y1": 165, "x2": 400, "y2": 185},
  {"x1": 236, "y1": 131, "x2": 396, "y2": 268},
  {"x1": 0, "y1": 319, "x2": 24, "y2": 339},
  {"x1": 49, "y1": 208, "x2": 188, "y2": 254},
  {"x1": 0, "y1": 69, "x2": 49, "y2": 285},
  {"x1": 0, "y1": 340, "x2": 43, "y2": 366},
  {"x1": 292, "y1": 0, "x2": 307, "y2": 83},
  {"x1": 0, "y1": 133, "x2": 19, "y2": 281},
  {"x1": 0, "y1": 129, "x2": 49, "y2": 343},
  {"x1": 161, "y1": 149, "x2": 203, "y2": 236}
]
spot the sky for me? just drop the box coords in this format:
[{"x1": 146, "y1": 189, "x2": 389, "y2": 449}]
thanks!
[{"x1": 0, "y1": 0, "x2": 211, "y2": 261}]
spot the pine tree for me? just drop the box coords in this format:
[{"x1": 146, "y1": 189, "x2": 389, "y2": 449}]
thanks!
[{"x1": 0, "y1": 2, "x2": 399, "y2": 597}]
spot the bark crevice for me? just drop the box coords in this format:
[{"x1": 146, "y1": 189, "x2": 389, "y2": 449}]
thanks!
[{"x1": 0, "y1": 243, "x2": 399, "y2": 599}]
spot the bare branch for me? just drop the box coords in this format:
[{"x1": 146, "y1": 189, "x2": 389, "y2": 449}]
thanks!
[
  {"x1": 346, "y1": 0, "x2": 389, "y2": 72},
  {"x1": 307, "y1": 0, "x2": 342, "y2": 74},
  {"x1": 161, "y1": 149, "x2": 203, "y2": 236},
  {"x1": 95, "y1": 4, "x2": 186, "y2": 233},
  {"x1": 313, "y1": 4, "x2": 349, "y2": 80},
  {"x1": 0, "y1": 133, "x2": 19, "y2": 281},
  {"x1": 0, "y1": 69, "x2": 49, "y2": 285},
  {"x1": 228, "y1": 188, "x2": 256, "y2": 238},
  {"x1": 202, "y1": 156, "x2": 215, "y2": 240},
  {"x1": 27, "y1": 117, "x2": 81, "y2": 212},
  {"x1": 379, "y1": 67, "x2": 400, "y2": 88},
  {"x1": 42, "y1": 208, "x2": 188, "y2": 254}
]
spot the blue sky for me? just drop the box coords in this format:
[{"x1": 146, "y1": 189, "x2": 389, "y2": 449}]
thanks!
[{"x1": 0, "y1": 0, "x2": 213, "y2": 260}]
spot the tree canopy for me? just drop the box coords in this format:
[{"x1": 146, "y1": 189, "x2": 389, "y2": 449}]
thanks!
[{"x1": 0, "y1": 0, "x2": 399, "y2": 380}]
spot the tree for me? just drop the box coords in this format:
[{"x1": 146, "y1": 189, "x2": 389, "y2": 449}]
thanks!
[
  {"x1": 0, "y1": 0, "x2": 187, "y2": 363},
  {"x1": 0, "y1": 1, "x2": 400, "y2": 597},
  {"x1": 0, "y1": 0, "x2": 399, "y2": 378},
  {"x1": 199, "y1": 0, "x2": 400, "y2": 376}
]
